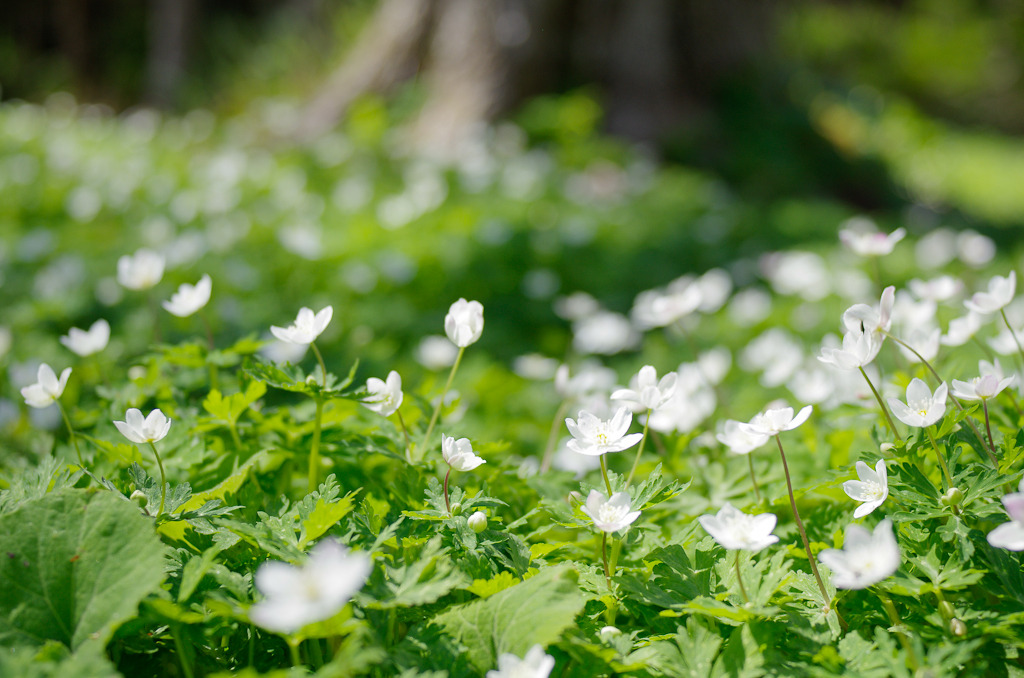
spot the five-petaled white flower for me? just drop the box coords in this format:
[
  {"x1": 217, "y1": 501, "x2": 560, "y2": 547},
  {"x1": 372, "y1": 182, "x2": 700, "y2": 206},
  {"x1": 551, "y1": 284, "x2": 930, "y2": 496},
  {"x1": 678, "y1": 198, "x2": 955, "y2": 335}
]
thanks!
[
  {"x1": 888, "y1": 378, "x2": 947, "y2": 428},
  {"x1": 839, "y1": 224, "x2": 906, "y2": 257},
  {"x1": 842, "y1": 286, "x2": 895, "y2": 337},
  {"x1": 162, "y1": 274, "x2": 212, "y2": 317},
  {"x1": 486, "y1": 644, "x2": 555, "y2": 678},
  {"x1": 117, "y1": 248, "x2": 165, "y2": 290},
  {"x1": 565, "y1": 407, "x2": 643, "y2": 457},
  {"x1": 739, "y1": 405, "x2": 813, "y2": 438},
  {"x1": 444, "y1": 298, "x2": 484, "y2": 348},
  {"x1": 21, "y1": 363, "x2": 72, "y2": 408},
  {"x1": 818, "y1": 519, "x2": 901, "y2": 590},
  {"x1": 611, "y1": 365, "x2": 678, "y2": 412},
  {"x1": 249, "y1": 539, "x2": 372, "y2": 634},
  {"x1": 818, "y1": 328, "x2": 883, "y2": 370},
  {"x1": 843, "y1": 459, "x2": 889, "y2": 518},
  {"x1": 951, "y1": 373, "x2": 1016, "y2": 402},
  {"x1": 582, "y1": 490, "x2": 641, "y2": 533},
  {"x1": 362, "y1": 370, "x2": 403, "y2": 417},
  {"x1": 441, "y1": 434, "x2": 486, "y2": 471},
  {"x1": 965, "y1": 271, "x2": 1016, "y2": 315},
  {"x1": 716, "y1": 419, "x2": 769, "y2": 455},
  {"x1": 114, "y1": 408, "x2": 172, "y2": 444},
  {"x1": 60, "y1": 319, "x2": 110, "y2": 357},
  {"x1": 270, "y1": 305, "x2": 333, "y2": 345},
  {"x1": 698, "y1": 502, "x2": 779, "y2": 552},
  {"x1": 987, "y1": 479, "x2": 1024, "y2": 551}
]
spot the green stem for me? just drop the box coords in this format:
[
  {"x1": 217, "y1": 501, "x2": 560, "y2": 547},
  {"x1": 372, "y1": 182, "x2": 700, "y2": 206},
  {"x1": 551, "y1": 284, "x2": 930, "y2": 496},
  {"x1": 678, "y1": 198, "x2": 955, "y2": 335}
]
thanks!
[
  {"x1": 307, "y1": 638, "x2": 324, "y2": 669},
  {"x1": 56, "y1": 401, "x2": 84, "y2": 469},
  {"x1": 540, "y1": 400, "x2": 570, "y2": 472},
  {"x1": 396, "y1": 409, "x2": 412, "y2": 463},
  {"x1": 1000, "y1": 309, "x2": 1024, "y2": 370},
  {"x1": 308, "y1": 396, "x2": 324, "y2": 493},
  {"x1": 601, "y1": 532, "x2": 612, "y2": 591},
  {"x1": 199, "y1": 309, "x2": 215, "y2": 351},
  {"x1": 747, "y1": 454, "x2": 762, "y2": 504},
  {"x1": 983, "y1": 399, "x2": 997, "y2": 455},
  {"x1": 625, "y1": 411, "x2": 651, "y2": 487},
  {"x1": 879, "y1": 592, "x2": 920, "y2": 671},
  {"x1": 925, "y1": 426, "x2": 954, "y2": 490},
  {"x1": 417, "y1": 346, "x2": 465, "y2": 462},
  {"x1": 775, "y1": 436, "x2": 830, "y2": 609},
  {"x1": 443, "y1": 467, "x2": 452, "y2": 514},
  {"x1": 858, "y1": 366, "x2": 901, "y2": 443},
  {"x1": 310, "y1": 341, "x2": 328, "y2": 388},
  {"x1": 734, "y1": 551, "x2": 750, "y2": 604},
  {"x1": 600, "y1": 454, "x2": 613, "y2": 495},
  {"x1": 229, "y1": 422, "x2": 243, "y2": 452},
  {"x1": 147, "y1": 441, "x2": 167, "y2": 516},
  {"x1": 171, "y1": 625, "x2": 195, "y2": 678},
  {"x1": 287, "y1": 637, "x2": 302, "y2": 668}
]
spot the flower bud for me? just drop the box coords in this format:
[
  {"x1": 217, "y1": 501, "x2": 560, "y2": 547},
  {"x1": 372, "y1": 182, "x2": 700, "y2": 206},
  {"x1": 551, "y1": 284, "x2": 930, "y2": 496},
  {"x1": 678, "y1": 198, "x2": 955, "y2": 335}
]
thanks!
[
  {"x1": 938, "y1": 600, "x2": 954, "y2": 620},
  {"x1": 879, "y1": 442, "x2": 895, "y2": 453},
  {"x1": 950, "y1": 618, "x2": 967, "y2": 637},
  {"x1": 449, "y1": 502, "x2": 462, "y2": 516},
  {"x1": 130, "y1": 490, "x2": 148, "y2": 508},
  {"x1": 940, "y1": 487, "x2": 963, "y2": 507},
  {"x1": 599, "y1": 626, "x2": 621, "y2": 641},
  {"x1": 468, "y1": 511, "x2": 487, "y2": 533}
]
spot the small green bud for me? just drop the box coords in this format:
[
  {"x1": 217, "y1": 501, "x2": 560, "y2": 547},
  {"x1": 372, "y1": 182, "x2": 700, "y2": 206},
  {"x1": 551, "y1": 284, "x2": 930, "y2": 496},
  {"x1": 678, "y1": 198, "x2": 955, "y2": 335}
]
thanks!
[
  {"x1": 941, "y1": 487, "x2": 963, "y2": 507},
  {"x1": 449, "y1": 502, "x2": 462, "y2": 516},
  {"x1": 950, "y1": 618, "x2": 967, "y2": 636},
  {"x1": 880, "y1": 442, "x2": 895, "y2": 453},
  {"x1": 130, "y1": 490, "x2": 148, "y2": 507},
  {"x1": 468, "y1": 511, "x2": 487, "y2": 533}
]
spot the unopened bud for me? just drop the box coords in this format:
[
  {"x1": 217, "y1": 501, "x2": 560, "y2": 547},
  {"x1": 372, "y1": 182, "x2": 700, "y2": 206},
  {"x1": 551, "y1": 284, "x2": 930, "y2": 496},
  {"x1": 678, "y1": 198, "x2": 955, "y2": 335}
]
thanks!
[
  {"x1": 940, "y1": 487, "x2": 963, "y2": 507},
  {"x1": 950, "y1": 618, "x2": 967, "y2": 636},
  {"x1": 468, "y1": 511, "x2": 487, "y2": 533},
  {"x1": 449, "y1": 502, "x2": 462, "y2": 516},
  {"x1": 599, "y1": 626, "x2": 621, "y2": 641},
  {"x1": 130, "y1": 490, "x2": 148, "y2": 507},
  {"x1": 880, "y1": 442, "x2": 895, "y2": 453},
  {"x1": 567, "y1": 491, "x2": 582, "y2": 505}
]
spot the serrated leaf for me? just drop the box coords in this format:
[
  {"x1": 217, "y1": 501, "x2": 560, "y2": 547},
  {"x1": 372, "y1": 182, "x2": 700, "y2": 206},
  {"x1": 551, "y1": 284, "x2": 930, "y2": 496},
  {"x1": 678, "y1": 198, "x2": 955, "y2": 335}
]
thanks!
[
  {"x1": 0, "y1": 490, "x2": 168, "y2": 649},
  {"x1": 243, "y1": 356, "x2": 360, "y2": 400},
  {"x1": 299, "y1": 489, "x2": 359, "y2": 549},
  {"x1": 370, "y1": 536, "x2": 470, "y2": 608},
  {"x1": 464, "y1": 571, "x2": 519, "y2": 598},
  {"x1": 433, "y1": 563, "x2": 585, "y2": 671},
  {"x1": 203, "y1": 380, "x2": 267, "y2": 425}
]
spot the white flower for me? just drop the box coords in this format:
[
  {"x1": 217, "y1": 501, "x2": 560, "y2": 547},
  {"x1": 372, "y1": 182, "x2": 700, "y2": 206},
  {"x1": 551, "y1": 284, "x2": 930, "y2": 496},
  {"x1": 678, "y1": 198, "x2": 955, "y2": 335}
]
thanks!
[
  {"x1": 554, "y1": 362, "x2": 617, "y2": 400},
  {"x1": 611, "y1": 365, "x2": 678, "y2": 411},
  {"x1": 581, "y1": 490, "x2": 641, "y2": 533},
  {"x1": 117, "y1": 248, "x2": 165, "y2": 290},
  {"x1": 698, "y1": 503, "x2": 779, "y2": 552},
  {"x1": 270, "y1": 305, "x2": 333, "y2": 345},
  {"x1": 941, "y1": 312, "x2": 983, "y2": 347},
  {"x1": 572, "y1": 311, "x2": 640, "y2": 355},
  {"x1": 843, "y1": 459, "x2": 889, "y2": 518},
  {"x1": 249, "y1": 540, "x2": 372, "y2": 634},
  {"x1": 839, "y1": 222, "x2": 906, "y2": 257},
  {"x1": 362, "y1": 370, "x2": 403, "y2": 417},
  {"x1": 114, "y1": 408, "x2": 172, "y2": 444},
  {"x1": 819, "y1": 519, "x2": 901, "y2": 589},
  {"x1": 716, "y1": 419, "x2": 769, "y2": 455},
  {"x1": 951, "y1": 373, "x2": 1015, "y2": 402},
  {"x1": 415, "y1": 335, "x2": 458, "y2": 369},
  {"x1": 444, "y1": 298, "x2": 484, "y2": 348},
  {"x1": 818, "y1": 328, "x2": 883, "y2": 370},
  {"x1": 842, "y1": 286, "x2": 895, "y2": 337},
  {"x1": 162, "y1": 274, "x2": 212, "y2": 317},
  {"x1": 60, "y1": 319, "x2": 110, "y2": 356},
  {"x1": 965, "y1": 271, "x2": 1015, "y2": 315},
  {"x1": 441, "y1": 434, "x2": 486, "y2": 471},
  {"x1": 888, "y1": 378, "x2": 947, "y2": 428},
  {"x1": 908, "y1": 275, "x2": 963, "y2": 303},
  {"x1": 565, "y1": 407, "x2": 643, "y2": 456},
  {"x1": 739, "y1": 405, "x2": 812, "y2": 438},
  {"x1": 896, "y1": 327, "x2": 941, "y2": 364},
  {"x1": 987, "y1": 480, "x2": 1024, "y2": 551},
  {"x1": 20, "y1": 363, "x2": 72, "y2": 408},
  {"x1": 486, "y1": 644, "x2": 555, "y2": 678}
]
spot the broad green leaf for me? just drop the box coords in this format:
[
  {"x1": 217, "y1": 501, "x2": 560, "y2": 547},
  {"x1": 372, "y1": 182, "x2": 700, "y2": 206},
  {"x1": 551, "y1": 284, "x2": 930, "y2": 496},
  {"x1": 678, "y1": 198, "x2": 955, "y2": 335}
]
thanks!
[
  {"x1": 433, "y1": 563, "x2": 585, "y2": 671},
  {"x1": 299, "y1": 489, "x2": 359, "y2": 548},
  {"x1": 202, "y1": 380, "x2": 267, "y2": 424},
  {"x1": 0, "y1": 490, "x2": 168, "y2": 650},
  {"x1": 464, "y1": 571, "x2": 519, "y2": 598},
  {"x1": 0, "y1": 641, "x2": 120, "y2": 678}
]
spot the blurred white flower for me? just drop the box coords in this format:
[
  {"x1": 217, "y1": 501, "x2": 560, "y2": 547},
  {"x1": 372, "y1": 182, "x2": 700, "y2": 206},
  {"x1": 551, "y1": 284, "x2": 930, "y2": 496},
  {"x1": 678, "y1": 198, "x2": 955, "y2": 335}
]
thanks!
[
  {"x1": 896, "y1": 327, "x2": 941, "y2": 364},
  {"x1": 117, "y1": 248, "x2": 165, "y2": 290},
  {"x1": 988, "y1": 479, "x2": 1024, "y2": 551},
  {"x1": 441, "y1": 434, "x2": 486, "y2": 471},
  {"x1": 582, "y1": 490, "x2": 641, "y2": 533},
  {"x1": 486, "y1": 644, "x2": 555, "y2": 678},
  {"x1": 271, "y1": 305, "x2": 333, "y2": 345},
  {"x1": 60, "y1": 319, "x2": 110, "y2": 356},
  {"x1": 908, "y1": 275, "x2": 963, "y2": 303},
  {"x1": 565, "y1": 407, "x2": 643, "y2": 456},
  {"x1": 114, "y1": 408, "x2": 171, "y2": 444},
  {"x1": 250, "y1": 540, "x2": 372, "y2": 634},
  {"x1": 843, "y1": 459, "x2": 888, "y2": 518},
  {"x1": 20, "y1": 363, "x2": 72, "y2": 408},
  {"x1": 819, "y1": 519, "x2": 900, "y2": 589},
  {"x1": 888, "y1": 379, "x2": 947, "y2": 428},
  {"x1": 839, "y1": 218, "x2": 905, "y2": 257},
  {"x1": 965, "y1": 271, "x2": 1016, "y2": 315},
  {"x1": 698, "y1": 502, "x2": 778, "y2": 552},
  {"x1": 842, "y1": 286, "x2": 895, "y2": 337},
  {"x1": 362, "y1": 370, "x2": 403, "y2": 417},
  {"x1": 554, "y1": 362, "x2": 617, "y2": 400},
  {"x1": 818, "y1": 328, "x2": 883, "y2": 370},
  {"x1": 162, "y1": 274, "x2": 212, "y2": 317},
  {"x1": 444, "y1": 298, "x2": 484, "y2": 348},
  {"x1": 572, "y1": 311, "x2": 640, "y2": 355},
  {"x1": 716, "y1": 420, "x2": 769, "y2": 455},
  {"x1": 611, "y1": 365, "x2": 678, "y2": 412},
  {"x1": 740, "y1": 405, "x2": 812, "y2": 437},
  {"x1": 416, "y1": 335, "x2": 459, "y2": 369},
  {"x1": 941, "y1": 312, "x2": 982, "y2": 347}
]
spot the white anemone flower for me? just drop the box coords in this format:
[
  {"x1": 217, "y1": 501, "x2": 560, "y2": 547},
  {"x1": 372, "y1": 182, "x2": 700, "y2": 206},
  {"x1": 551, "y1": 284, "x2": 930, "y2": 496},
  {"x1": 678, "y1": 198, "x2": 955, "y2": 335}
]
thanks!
[
  {"x1": 565, "y1": 407, "x2": 643, "y2": 456},
  {"x1": 965, "y1": 271, "x2": 1016, "y2": 315},
  {"x1": 739, "y1": 405, "x2": 813, "y2": 438},
  {"x1": 941, "y1": 312, "x2": 982, "y2": 347},
  {"x1": 117, "y1": 248, "x2": 165, "y2": 290},
  {"x1": 716, "y1": 419, "x2": 769, "y2": 455},
  {"x1": 987, "y1": 479, "x2": 1024, "y2": 551},
  {"x1": 162, "y1": 274, "x2": 212, "y2": 317},
  {"x1": 20, "y1": 363, "x2": 72, "y2": 408},
  {"x1": 114, "y1": 408, "x2": 172, "y2": 444},
  {"x1": 362, "y1": 370, "x2": 403, "y2": 417},
  {"x1": 819, "y1": 519, "x2": 900, "y2": 589},
  {"x1": 818, "y1": 328, "x2": 883, "y2": 370},
  {"x1": 698, "y1": 503, "x2": 779, "y2": 552},
  {"x1": 441, "y1": 434, "x2": 486, "y2": 471},
  {"x1": 444, "y1": 298, "x2": 484, "y2": 348},
  {"x1": 951, "y1": 373, "x2": 1015, "y2": 402},
  {"x1": 60, "y1": 319, "x2": 110, "y2": 356},
  {"x1": 270, "y1": 305, "x2": 333, "y2": 345},
  {"x1": 896, "y1": 327, "x2": 941, "y2": 364},
  {"x1": 250, "y1": 540, "x2": 372, "y2": 634},
  {"x1": 839, "y1": 222, "x2": 906, "y2": 257},
  {"x1": 611, "y1": 365, "x2": 678, "y2": 412},
  {"x1": 843, "y1": 459, "x2": 889, "y2": 518},
  {"x1": 888, "y1": 379, "x2": 947, "y2": 428},
  {"x1": 486, "y1": 644, "x2": 555, "y2": 678},
  {"x1": 842, "y1": 286, "x2": 895, "y2": 337},
  {"x1": 581, "y1": 490, "x2": 641, "y2": 533}
]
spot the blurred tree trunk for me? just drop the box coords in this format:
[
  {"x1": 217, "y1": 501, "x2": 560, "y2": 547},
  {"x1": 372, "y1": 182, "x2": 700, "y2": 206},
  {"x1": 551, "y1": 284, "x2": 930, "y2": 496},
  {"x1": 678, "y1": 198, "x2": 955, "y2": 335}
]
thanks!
[{"x1": 144, "y1": 0, "x2": 197, "y2": 107}]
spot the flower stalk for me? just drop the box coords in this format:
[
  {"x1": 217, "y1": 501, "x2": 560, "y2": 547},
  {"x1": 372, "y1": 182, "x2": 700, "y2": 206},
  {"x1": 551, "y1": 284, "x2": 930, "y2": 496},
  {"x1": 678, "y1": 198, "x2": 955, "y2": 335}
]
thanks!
[
  {"x1": 418, "y1": 346, "x2": 464, "y2": 462},
  {"x1": 858, "y1": 366, "x2": 901, "y2": 442},
  {"x1": 924, "y1": 426, "x2": 954, "y2": 490},
  {"x1": 148, "y1": 441, "x2": 168, "y2": 516},
  {"x1": 56, "y1": 401, "x2": 85, "y2": 469},
  {"x1": 734, "y1": 551, "x2": 750, "y2": 604},
  {"x1": 775, "y1": 436, "x2": 830, "y2": 609},
  {"x1": 624, "y1": 410, "x2": 651, "y2": 487}
]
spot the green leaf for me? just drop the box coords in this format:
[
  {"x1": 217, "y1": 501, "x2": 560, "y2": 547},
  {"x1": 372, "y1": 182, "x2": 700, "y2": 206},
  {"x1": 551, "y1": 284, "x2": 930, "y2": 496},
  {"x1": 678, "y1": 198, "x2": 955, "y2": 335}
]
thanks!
[
  {"x1": 202, "y1": 380, "x2": 267, "y2": 425},
  {"x1": 299, "y1": 488, "x2": 359, "y2": 548},
  {"x1": 368, "y1": 536, "x2": 471, "y2": 609},
  {"x1": 433, "y1": 563, "x2": 585, "y2": 671},
  {"x1": 243, "y1": 356, "x2": 360, "y2": 400},
  {"x1": 0, "y1": 641, "x2": 120, "y2": 678},
  {"x1": 0, "y1": 490, "x2": 168, "y2": 649}
]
